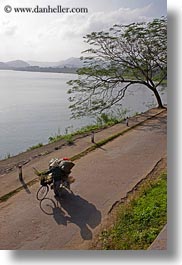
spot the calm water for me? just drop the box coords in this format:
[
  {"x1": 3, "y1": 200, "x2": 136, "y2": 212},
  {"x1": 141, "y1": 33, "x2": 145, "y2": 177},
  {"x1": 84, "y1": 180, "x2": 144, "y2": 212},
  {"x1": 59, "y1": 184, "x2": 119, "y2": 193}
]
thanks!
[{"x1": 0, "y1": 70, "x2": 167, "y2": 159}]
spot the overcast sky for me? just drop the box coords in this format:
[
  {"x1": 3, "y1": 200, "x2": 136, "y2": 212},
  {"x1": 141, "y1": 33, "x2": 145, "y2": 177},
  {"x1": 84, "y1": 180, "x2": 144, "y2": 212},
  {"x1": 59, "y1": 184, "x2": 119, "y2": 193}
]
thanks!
[{"x1": 0, "y1": 0, "x2": 167, "y2": 62}]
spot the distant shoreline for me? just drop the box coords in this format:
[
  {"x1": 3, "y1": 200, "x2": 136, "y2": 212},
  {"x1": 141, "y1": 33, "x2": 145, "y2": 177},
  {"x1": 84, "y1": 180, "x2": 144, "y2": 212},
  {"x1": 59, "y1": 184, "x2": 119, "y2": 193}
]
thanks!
[
  {"x1": 0, "y1": 57, "x2": 82, "y2": 73},
  {"x1": 0, "y1": 107, "x2": 166, "y2": 177},
  {"x1": 0, "y1": 67, "x2": 78, "y2": 74}
]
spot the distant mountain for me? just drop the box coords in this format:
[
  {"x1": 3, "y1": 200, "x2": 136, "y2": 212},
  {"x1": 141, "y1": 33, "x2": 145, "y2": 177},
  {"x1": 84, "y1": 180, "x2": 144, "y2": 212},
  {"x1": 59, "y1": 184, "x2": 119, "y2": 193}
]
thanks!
[
  {"x1": 0, "y1": 62, "x2": 9, "y2": 69},
  {"x1": 58, "y1": 57, "x2": 83, "y2": 68},
  {"x1": 0, "y1": 57, "x2": 84, "y2": 73},
  {"x1": 27, "y1": 60, "x2": 59, "y2": 67},
  {"x1": 28, "y1": 57, "x2": 83, "y2": 68},
  {"x1": 6, "y1": 60, "x2": 30, "y2": 68}
]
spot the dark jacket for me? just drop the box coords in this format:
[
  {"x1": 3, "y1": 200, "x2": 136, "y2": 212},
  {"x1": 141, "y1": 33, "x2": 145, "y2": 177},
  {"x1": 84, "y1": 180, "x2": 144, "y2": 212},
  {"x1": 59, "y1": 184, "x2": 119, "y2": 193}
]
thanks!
[{"x1": 45, "y1": 166, "x2": 66, "y2": 182}]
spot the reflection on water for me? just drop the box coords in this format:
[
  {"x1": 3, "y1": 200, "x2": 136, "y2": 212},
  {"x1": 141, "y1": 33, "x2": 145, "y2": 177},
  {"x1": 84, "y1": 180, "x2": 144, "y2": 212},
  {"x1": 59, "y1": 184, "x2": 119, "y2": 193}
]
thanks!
[{"x1": 0, "y1": 70, "x2": 167, "y2": 158}]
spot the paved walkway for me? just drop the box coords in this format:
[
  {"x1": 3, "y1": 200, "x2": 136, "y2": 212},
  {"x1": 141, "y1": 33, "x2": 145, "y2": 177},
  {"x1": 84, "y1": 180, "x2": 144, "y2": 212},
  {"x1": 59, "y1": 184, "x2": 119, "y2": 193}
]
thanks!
[
  {"x1": 0, "y1": 108, "x2": 165, "y2": 200},
  {"x1": 0, "y1": 109, "x2": 167, "y2": 250}
]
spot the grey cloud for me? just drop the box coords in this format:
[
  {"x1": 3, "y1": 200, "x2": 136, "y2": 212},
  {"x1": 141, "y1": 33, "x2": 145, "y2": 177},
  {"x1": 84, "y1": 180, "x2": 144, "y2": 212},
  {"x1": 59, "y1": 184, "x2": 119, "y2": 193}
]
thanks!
[
  {"x1": 84, "y1": 5, "x2": 152, "y2": 33},
  {"x1": 60, "y1": 4, "x2": 153, "y2": 39}
]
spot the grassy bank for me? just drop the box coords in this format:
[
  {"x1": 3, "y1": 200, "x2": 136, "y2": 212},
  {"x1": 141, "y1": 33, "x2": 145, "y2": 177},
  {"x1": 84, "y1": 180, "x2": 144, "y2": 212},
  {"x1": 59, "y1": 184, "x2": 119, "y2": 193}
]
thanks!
[
  {"x1": 98, "y1": 172, "x2": 167, "y2": 250},
  {"x1": 48, "y1": 113, "x2": 124, "y2": 144},
  {"x1": 22, "y1": 114, "x2": 124, "y2": 153}
]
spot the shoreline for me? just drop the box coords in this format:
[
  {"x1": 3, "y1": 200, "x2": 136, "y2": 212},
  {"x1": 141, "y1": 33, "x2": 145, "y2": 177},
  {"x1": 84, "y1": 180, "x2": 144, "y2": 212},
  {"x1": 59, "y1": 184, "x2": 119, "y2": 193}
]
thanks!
[
  {"x1": 0, "y1": 107, "x2": 166, "y2": 177},
  {"x1": 0, "y1": 68, "x2": 78, "y2": 74},
  {"x1": 0, "y1": 121, "x2": 118, "y2": 175}
]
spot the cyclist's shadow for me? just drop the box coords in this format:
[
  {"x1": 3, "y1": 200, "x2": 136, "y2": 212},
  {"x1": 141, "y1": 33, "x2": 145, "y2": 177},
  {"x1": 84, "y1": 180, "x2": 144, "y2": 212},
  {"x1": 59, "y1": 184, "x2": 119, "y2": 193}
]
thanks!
[{"x1": 52, "y1": 191, "x2": 102, "y2": 240}]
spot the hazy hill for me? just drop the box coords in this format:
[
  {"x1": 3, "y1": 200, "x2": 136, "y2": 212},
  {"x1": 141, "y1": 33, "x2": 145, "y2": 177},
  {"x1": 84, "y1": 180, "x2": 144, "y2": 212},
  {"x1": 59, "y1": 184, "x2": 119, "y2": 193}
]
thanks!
[
  {"x1": 27, "y1": 60, "x2": 59, "y2": 67},
  {"x1": 0, "y1": 57, "x2": 83, "y2": 73},
  {"x1": 6, "y1": 60, "x2": 30, "y2": 68},
  {"x1": 0, "y1": 62, "x2": 9, "y2": 69},
  {"x1": 57, "y1": 57, "x2": 83, "y2": 68},
  {"x1": 28, "y1": 57, "x2": 83, "y2": 68}
]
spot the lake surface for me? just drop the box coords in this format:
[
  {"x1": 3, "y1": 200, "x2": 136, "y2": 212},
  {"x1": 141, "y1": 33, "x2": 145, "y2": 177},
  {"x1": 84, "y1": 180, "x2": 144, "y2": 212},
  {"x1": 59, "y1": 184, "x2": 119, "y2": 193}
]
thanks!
[{"x1": 0, "y1": 70, "x2": 167, "y2": 159}]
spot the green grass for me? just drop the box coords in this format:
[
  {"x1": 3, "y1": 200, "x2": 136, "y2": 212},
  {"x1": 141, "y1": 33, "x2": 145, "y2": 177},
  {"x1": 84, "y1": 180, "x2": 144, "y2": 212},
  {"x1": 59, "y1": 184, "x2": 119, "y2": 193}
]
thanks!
[
  {"x1": 63, "y1": 134, "x2": 74, "y2": 145},
  {"x1": 100, "y1": 172, "x2": 167, "y2": 250},
  {"x1": 26, "y1": 143, "x2": 43, "y2": 151},
  {"x1": 48, "y1": 114, "x2": 123, "y2": 144}
]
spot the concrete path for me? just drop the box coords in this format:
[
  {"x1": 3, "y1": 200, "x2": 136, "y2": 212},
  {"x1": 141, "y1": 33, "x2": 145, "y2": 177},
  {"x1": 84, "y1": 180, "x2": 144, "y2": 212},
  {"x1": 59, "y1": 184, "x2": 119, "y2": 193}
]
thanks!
[
  {"x1": 0, "y1": 110, "x2": 167, "y2": 250},
  {"x1": 0, "y1": 108, "x2": 165, "y2": 199},
  {"x1": 148, "y1": 224, "x2": 167, "y2": 250}
]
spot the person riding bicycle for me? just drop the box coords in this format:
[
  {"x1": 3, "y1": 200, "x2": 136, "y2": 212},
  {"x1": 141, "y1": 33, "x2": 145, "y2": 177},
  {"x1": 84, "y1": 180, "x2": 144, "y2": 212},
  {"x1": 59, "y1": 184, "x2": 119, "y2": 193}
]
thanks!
[{"x1": 44, "y1": 158, "x2": 67, "y2": 196}]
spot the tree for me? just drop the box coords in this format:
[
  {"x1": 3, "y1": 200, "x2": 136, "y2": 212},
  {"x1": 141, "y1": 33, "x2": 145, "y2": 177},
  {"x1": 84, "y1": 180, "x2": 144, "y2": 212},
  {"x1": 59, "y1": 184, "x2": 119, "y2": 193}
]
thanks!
[{"x1": 67, "y1": 17, "x2": 167, "y2": 118}]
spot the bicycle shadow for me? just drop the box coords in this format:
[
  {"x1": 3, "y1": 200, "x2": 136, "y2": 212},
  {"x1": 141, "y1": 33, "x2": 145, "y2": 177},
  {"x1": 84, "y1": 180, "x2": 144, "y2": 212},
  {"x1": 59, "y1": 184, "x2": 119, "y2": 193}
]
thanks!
[{"x1": 40, "y1": 191, "x2": 102, "y2": 240}]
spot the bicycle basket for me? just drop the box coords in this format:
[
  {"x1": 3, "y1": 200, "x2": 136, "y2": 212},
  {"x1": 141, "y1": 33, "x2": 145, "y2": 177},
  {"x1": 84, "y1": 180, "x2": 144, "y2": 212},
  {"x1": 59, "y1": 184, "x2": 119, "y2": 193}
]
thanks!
[{"x1": 40, "y1": 174, "x2": 53, "y2": 186}]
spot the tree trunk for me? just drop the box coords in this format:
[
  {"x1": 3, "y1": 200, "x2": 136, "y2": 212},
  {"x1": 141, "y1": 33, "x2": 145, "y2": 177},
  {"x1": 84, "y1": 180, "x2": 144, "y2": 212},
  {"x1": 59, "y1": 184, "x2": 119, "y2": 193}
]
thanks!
[{"x1": 152, "y1": 88, "x2": 165, "y2": 108}]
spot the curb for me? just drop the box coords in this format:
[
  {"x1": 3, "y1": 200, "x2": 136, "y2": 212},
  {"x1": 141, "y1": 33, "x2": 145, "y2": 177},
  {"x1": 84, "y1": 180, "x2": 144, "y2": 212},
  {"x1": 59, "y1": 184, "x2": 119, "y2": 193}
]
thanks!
[
  {"x1": 148, "y1": 224, "x2": 167, "y2": 250},
  {"x1": 0, "y1": 108, "x2": 166, "y2": 203}
]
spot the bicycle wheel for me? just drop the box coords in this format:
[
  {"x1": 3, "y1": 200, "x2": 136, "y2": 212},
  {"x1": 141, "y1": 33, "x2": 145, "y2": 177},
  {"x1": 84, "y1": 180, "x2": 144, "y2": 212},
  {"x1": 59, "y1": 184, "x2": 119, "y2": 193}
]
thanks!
[
  {"x1": 40, "y1": 198, "x2": 56, "y2": 215},
  {"x1": 36, "y1": 185, "x2": 49, "y2": 200}
]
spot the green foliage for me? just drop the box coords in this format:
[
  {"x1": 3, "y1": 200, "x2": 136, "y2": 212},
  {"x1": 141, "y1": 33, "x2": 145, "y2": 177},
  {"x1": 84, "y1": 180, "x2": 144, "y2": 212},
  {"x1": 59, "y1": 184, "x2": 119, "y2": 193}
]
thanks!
[
  {"x1": 27, "y1": 143, "x2": 43, "y2": 151},
  {"x1": 63, "y1": 134, "x2": 74, "y2": 145},
  {"x1": 100, "y1": 173, "x2": 167, "y2": 250},
  {"x1": 96, "y1": 113, "x2": 120, "y2": 126},
  {"x1": 72, "y1": 124, "x2": 101, "y2": 135},
  {"x1": 48, "y1": 112, "x2": 126, "y2": 144},
  {"x1": 48, "y1": 134, "x2": 63, "y2": 143},
  {"x1": 68, "y1": 17, "x2": 167, "y2": 118}
]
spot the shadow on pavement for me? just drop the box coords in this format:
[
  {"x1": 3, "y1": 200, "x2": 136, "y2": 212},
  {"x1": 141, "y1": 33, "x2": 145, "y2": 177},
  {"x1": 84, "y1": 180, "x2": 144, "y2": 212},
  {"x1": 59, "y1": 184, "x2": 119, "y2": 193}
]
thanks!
[
  {"x1": 95, "y1": 143, "x2": 107, "y2": 151},
  {"x1": 19, "y1": 177, "x2": 31, "y2": 194},
  {"x1": 132, "y1": 115, "x2": 167, "y2": 134},
  {"x1": 40, "y1": 190, "x2": 102, "y2": 240}
]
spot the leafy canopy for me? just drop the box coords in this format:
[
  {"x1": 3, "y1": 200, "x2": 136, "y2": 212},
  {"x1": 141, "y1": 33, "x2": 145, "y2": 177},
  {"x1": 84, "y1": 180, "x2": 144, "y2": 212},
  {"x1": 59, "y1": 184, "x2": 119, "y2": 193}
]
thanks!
[{"x1": 68, "y1": 17, "x2": 167, "y2": 118}]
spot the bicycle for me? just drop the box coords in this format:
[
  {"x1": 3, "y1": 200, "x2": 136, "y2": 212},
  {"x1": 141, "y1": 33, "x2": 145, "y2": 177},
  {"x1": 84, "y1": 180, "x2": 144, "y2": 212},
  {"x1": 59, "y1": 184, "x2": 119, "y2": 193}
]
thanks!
[
  {"x1": 36, "y1": 174, "x2": 53, "y2": 201},
  {"x1": 36, "y1": 173, "x2": 75, "y2": 201}
]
